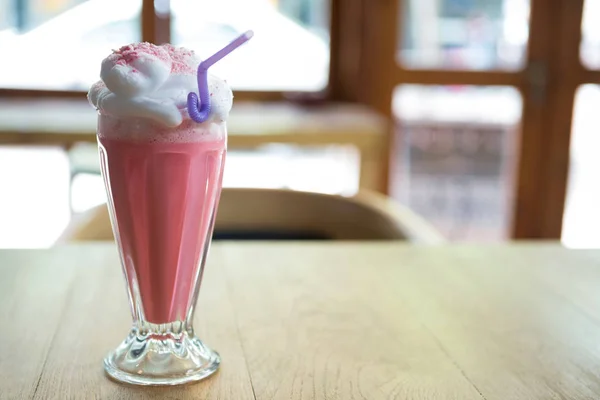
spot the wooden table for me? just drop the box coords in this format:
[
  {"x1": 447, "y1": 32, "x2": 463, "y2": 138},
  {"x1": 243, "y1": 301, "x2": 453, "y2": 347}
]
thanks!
[
  {"x1": 0, "y1": 100, "x2": 388, "y2": 191},
  {"x1": 2, "y1": 242, "x2": 600, "y2": 399}
]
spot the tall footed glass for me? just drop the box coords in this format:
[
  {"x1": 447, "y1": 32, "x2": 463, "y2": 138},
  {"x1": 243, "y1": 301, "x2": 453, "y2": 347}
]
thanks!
[{"x1": 98, "y1": 114, "x2": 226, "y2": 385}]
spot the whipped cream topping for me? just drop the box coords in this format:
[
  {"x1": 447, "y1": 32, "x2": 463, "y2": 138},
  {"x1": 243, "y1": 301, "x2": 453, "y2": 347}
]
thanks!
[{"x1": 88, "y1": 43, "x2": 233, "y2": 127}]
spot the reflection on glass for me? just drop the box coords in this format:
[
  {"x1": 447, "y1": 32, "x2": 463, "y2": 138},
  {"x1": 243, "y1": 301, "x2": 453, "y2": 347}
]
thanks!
[
  {"x1": 171, "y1": 0, "x2": 330, "y2": 91},
  {"x1": 391, "y1": 85, "x2": 522, "y2": 241},
  {"x1": 0, "y1": 0, "x2": 141, "y2": 90},
  {"x1": 562, "y1": 85, "x2": 600, "y2": 248},
  {"x1": 398, "y1": 0, "x2": 529, "y2": 70},
  {"x1": 581, "y1": 0, "x2": 600, "y2": 69}
]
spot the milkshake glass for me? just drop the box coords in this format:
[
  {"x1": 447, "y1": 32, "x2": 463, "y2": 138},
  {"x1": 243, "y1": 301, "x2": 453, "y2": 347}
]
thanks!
[{"x1": 89, "y1": 32, "x2": 252, "y2": 385}]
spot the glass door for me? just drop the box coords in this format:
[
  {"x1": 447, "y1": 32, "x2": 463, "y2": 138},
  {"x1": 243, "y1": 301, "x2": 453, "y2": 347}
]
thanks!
[{"x1": 361, "y1": 0, "x2": 584, "y2": 240}]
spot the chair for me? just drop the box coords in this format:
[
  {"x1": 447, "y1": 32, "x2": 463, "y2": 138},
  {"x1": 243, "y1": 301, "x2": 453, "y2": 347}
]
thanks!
[{"x1": 58, "y1": 188, "x2": 444, "y2": 243}]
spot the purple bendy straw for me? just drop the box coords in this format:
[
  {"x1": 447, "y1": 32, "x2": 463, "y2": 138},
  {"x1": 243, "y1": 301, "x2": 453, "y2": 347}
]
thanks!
[{"x1": 187, "y1": 30, "x2": 254, "y2": 123}]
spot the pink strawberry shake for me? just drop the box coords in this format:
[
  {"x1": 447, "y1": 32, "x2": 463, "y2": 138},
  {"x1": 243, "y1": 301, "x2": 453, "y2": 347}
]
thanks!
[{"x1": 89, "y1": 42, "x2": 231, "y2": 324}]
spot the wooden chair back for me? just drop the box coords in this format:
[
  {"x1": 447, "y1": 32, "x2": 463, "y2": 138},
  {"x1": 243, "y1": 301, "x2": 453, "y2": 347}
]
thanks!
[{"x1": 59, "y1": 188, "x2": 444, "y2": 243}]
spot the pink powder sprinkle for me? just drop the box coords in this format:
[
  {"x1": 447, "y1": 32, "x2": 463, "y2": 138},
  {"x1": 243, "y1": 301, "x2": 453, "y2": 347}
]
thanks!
[
  {"x1": 161, "y1": 44, "x2": 198, "y2": 75},
  {"x1": 110, "y1": 42, "x2": 171, "y2": 67},
  {"x1": 105, "y1": 42, "x2": 198, "y2": 75},
  {"x1": 91, "y1": 80, "x2": 106, "y2": 90}
]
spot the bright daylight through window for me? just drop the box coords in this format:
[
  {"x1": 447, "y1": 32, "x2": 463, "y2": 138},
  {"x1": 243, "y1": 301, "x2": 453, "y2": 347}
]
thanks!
[{"x1": 0, "y1": 0, "x2": 330, "y2": 91}]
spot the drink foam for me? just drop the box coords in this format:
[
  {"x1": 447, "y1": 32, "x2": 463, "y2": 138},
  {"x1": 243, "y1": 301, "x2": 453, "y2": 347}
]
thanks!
[
  {"x1": 98, "y1": 114, "x2": 226, "y2": 144},
  {"x1": 88, "y1": 42, "x2": 233, "y2": 132}
]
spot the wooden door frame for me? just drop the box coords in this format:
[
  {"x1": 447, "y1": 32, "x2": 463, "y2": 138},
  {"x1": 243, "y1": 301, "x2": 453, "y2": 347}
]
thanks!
[
  {"x1": 514, "y1": 0, "x2": 600, "y2": 238},
  {"x1": 513, "y1": 0, "x2": 581, "y2": 239}
]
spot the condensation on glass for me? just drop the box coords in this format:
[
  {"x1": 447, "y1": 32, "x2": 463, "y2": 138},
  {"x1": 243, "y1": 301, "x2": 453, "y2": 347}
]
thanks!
[
  {"x1": 562, "y1": 85, "x2": 600, "y2": 248},
  {"x1": 581, "y1": 0, "x2": 600, "y2": 69},
  {"x1": 397, "y1": 0, "x2": 530, "y2": 70},
  {"x1": 171, "y1": 0, "x2": 331, "y2": 91},
  {"x1": 391, "y1": 85, "x2": 522, "y2": 241}
]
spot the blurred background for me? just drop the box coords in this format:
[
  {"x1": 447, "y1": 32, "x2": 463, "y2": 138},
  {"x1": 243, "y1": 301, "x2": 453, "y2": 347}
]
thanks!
[{"x1": 0, "y1": 0, "x2": 598, "y2": 247}]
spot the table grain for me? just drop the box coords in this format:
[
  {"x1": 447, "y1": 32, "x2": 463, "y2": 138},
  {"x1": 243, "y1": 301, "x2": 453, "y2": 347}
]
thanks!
[{"x1": 1, "y1": 243, "x2": 600, "y2": 399}]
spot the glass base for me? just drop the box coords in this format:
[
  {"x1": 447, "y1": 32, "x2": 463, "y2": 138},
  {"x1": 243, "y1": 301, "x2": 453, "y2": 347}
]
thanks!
[{"x1": 104, "y1": 325, "x2": 220, "y2": 386}]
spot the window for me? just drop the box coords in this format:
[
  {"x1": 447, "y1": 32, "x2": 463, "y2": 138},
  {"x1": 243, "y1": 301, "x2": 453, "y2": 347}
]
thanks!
[
  {"x1": 562, "y1": 85, "x2": 600, "y2": 248},
  {"x1": 391, "y1": 85, "x2": 521, "y2": 240},
  {"x1": 398, "y1": 0, "x2": 530, "y2": 70},
  {"x1": 0, "y1": 0, "x2": 141, "y2": 90},
  {"x1": 0, "y1": 0, "x2": 330, "y2": 92},
  {"x1": 171, "y1": 0, "x2": 330, "y2": 91},
  {"x1": 581, "y1": 0, "x2": 600, "y2": 69}
]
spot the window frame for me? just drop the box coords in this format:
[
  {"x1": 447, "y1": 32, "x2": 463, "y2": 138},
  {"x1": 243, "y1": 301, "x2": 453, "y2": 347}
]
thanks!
[{"x1": 357, "y1": 0, "x2": 600, "y2": 239}]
